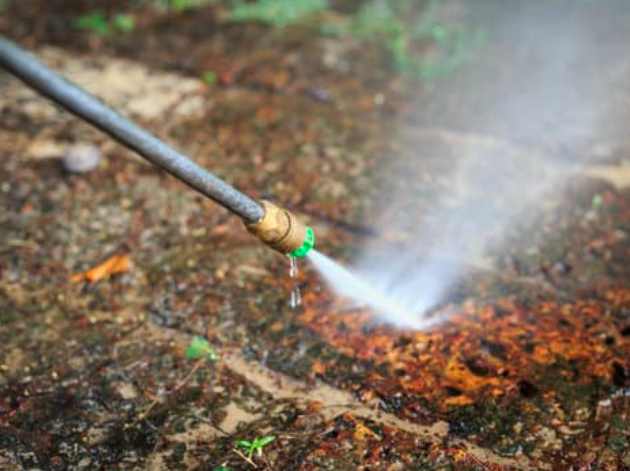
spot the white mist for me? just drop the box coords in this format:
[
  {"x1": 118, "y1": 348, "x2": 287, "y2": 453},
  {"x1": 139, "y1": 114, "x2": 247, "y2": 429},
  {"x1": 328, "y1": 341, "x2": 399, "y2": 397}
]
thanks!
[{"x1": 309, "y1": 1, "x2": 624, "y2": 329}]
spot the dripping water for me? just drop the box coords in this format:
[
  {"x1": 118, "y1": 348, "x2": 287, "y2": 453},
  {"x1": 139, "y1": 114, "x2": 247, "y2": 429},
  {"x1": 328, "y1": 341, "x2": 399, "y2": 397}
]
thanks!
[{"x1": 288, "y1": 256, "x2": 301, "y2": 308}]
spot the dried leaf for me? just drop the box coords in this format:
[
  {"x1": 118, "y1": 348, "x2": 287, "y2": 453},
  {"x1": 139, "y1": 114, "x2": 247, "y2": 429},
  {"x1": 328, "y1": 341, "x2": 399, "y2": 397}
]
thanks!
[{"x1": 70, "y1": 252, "x2": 130, "y2": 283}]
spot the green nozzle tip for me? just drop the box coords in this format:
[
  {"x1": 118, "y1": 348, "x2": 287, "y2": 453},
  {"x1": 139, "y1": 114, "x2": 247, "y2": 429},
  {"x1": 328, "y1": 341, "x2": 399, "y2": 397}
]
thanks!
[{"x1": 289, "y1": 226, "x2": 314, "y2": 258}]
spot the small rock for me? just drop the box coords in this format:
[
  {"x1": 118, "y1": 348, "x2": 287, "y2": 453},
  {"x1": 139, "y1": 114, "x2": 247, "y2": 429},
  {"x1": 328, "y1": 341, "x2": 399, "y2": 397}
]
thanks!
[
  {"x1": 114, "y1": 381, "x2": 138, "y2": 400},
  {"x1": 558, "y1": 425, "x2": 583, "y2": 435},
  {"x1": 598, "y1": 399, "x2": 612, "y2": 408},
  {"x1": 307, "y1": 87, "x2": 335, "y2": 103},
  {"x1": 62, "y1": 144, "x2": 101, "y2": 174}
]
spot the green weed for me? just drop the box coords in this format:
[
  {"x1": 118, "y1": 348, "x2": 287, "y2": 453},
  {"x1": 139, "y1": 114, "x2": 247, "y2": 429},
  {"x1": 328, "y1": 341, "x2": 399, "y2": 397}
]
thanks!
[
  {"x1": 235, "y1": 435, "x2": 276, "y2": 459},
  {"x1": 186, "y1": 337, "x2": 218, "y2": 360},
  {"x1": 74, "y1": 11, "x2": 111, "y2": 36},
  {"x1": 202, "y1": 71, "x2": 219, "y2": 85}
]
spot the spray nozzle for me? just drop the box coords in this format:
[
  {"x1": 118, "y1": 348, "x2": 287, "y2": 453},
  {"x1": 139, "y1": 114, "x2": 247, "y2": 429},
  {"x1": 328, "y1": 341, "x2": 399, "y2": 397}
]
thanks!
[{"x1": 245, "y1": 200, "x2": 314, "y2": 257}]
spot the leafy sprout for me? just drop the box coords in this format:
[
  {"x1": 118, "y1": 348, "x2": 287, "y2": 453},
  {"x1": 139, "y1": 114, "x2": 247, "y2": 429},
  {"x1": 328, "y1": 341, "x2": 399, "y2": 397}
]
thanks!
[
  {"x1": 74, "y1": 11, "x2": 111, "y2": 36},
  {"x1": 202, "y1": 71, "x2": 218, "y2": 85},
  {"x1": 186, "y1": 337, "x2": 218, "y2": 361},
  {"x1": 235, "y1": 435, "x2": 276, "y2": 459}
]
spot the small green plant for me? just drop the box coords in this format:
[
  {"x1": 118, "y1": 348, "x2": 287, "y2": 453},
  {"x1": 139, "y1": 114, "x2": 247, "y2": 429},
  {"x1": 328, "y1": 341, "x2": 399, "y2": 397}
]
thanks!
[
  {"x1": 75, "y1": 11, "x2": 111, "y2": 36},
  {"x1": 202, "y1": 71, "x2": 218, "y2": 85},
  {"x1": 235, "y1": 435, "x2": 276, "y2": 460},
  {"x1": 112, "y1": 13, "x2": 136, "y2": 32},
  {"x1": 186, "y1": 336, "x2": 218, "y2": 360},
  {"x1": 212, "y1": 467, "x2": 232, "y2": 471},
  {"x1": 75, "y1": 11, "x2": 135, "y2": 36},
  {"x1": 229, "y1": 0, "x2": 328, "y2": 28}
]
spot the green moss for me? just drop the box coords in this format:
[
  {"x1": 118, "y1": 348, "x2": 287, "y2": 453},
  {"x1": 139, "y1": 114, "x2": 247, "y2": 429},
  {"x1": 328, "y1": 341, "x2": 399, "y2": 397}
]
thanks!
[
  {"x1": 447, "y1": 400, "x2": 528, "y2": 451},
  {"x1": 609, "y1": 434, "x2": 628, "y2": 454},
  {"x1": 610, "y1": 416, "x2": 630, "y2": 453},
  {"x1": 536, "y1": 356, "x2": 606, "y2": 413}
]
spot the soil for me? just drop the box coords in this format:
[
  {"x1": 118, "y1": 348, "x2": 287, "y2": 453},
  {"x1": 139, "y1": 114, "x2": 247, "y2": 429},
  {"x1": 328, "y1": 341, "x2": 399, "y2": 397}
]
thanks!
[{"x1": 2, "y1": 1, "x2": 630, "y2": 470}]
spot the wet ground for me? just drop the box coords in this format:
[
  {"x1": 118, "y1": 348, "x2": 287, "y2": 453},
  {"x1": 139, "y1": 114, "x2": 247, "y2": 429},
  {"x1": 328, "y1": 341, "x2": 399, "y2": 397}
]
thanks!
[{"x1": 2, "y1": 0, "x2": 630, "y2": 469}]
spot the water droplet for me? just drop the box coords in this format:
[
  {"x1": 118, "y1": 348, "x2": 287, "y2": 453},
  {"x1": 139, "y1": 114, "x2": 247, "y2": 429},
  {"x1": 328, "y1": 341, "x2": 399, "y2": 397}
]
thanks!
[
  {"x1": 290, "y1": 285, "x2": 302, "y2": 308},
  {"x1": 288, "y1": 256, "x2": 301, "y2": 308},
  {"x1": 289, "y1": 256, "x2": 298, "y2": 278}
]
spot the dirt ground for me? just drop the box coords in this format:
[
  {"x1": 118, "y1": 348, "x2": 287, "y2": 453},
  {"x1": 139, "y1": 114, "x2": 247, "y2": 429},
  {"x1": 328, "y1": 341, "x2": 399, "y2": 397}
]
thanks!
[{"x1": 2, "y1": 1, "x2": 630, "y2": 470}]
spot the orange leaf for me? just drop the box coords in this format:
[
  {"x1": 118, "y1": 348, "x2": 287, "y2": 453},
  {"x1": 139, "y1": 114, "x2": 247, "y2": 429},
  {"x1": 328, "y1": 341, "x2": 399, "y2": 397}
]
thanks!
[
  {"x1": 312, "y1": 360, "x2": 327, "y2": 376},
  {"x1": 353, "y1": 422, "x2": 377, "y2": 441},
  {"x1": 71, "y1": 253, "x2": 131, "y2": 283}
]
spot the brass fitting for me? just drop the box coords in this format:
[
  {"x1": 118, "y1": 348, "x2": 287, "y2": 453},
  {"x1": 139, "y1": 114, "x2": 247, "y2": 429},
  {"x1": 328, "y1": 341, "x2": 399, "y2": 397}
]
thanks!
[{"x1": 245, "y1": 200, "x2": 314, "y2": 257}]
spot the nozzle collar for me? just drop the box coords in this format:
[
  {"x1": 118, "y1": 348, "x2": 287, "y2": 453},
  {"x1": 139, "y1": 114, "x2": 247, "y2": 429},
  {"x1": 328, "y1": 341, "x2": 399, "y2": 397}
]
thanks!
[{"x1": 245, "y1": 200, "x2": 314, "y2": 257}]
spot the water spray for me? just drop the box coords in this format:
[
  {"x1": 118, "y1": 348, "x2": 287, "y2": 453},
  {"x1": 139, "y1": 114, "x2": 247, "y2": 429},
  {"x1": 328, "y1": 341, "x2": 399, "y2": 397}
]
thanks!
[
  {"x1": 0, "y1": 34, "x2": 314, "y2": 258},
  {"x1": 307, "y1": 250, "x2": 444, "y2": 329}
]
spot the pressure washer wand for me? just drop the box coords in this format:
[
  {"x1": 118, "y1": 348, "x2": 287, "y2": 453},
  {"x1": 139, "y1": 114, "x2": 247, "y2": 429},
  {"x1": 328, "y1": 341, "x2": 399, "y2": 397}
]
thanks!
[{"x1": 0, "y1": 34, "x2": 314, "y2": 257}]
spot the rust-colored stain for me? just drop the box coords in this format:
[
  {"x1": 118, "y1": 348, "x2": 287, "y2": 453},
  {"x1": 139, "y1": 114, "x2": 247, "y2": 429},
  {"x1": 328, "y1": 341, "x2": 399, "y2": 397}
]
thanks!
[
  {"x1": 299, "y1": 288, "x2": 630, "y2": 410},
  {"x1": 299, "y1": 413, "x2": 432, "y2": 470}
]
